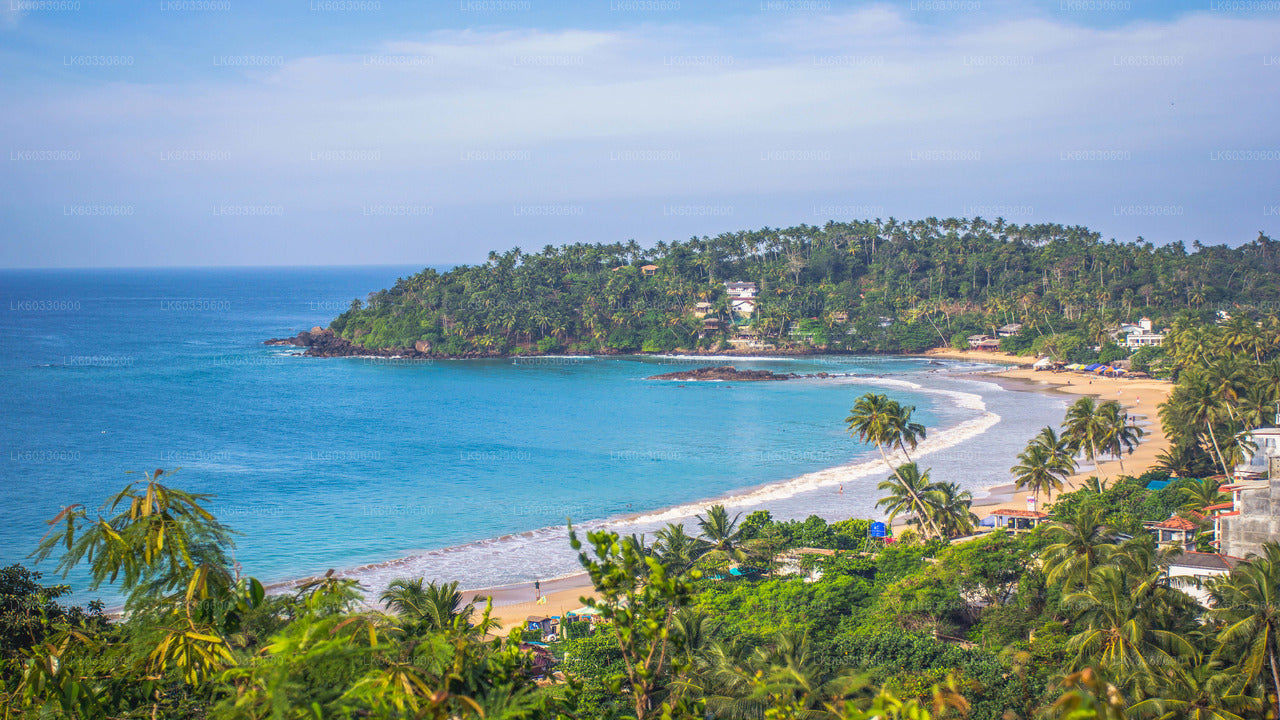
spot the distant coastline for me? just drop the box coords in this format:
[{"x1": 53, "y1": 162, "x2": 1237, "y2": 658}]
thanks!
[{"x1": 265, "y1": 327, "x2": 1038, "y2": 365}]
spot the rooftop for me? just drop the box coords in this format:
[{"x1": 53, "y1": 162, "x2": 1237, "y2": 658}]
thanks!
[
  {"x1": 1148, "y1": 515, "x2": 1200, "y2": 531},
  {"x1": 990, "y1": 509, "x2": 1047, "y2": 519},
  {"x1": 1168, "y1": 551, "x2": 1241, "y2": 571}
]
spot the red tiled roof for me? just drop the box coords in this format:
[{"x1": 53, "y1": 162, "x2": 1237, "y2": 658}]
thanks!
[
  {"x1": 1203, "y1": 502, "x2": 1234, "y2": 512},
  {"x1": 991, "y1": 509, "x2": 1047, "y2": 518},
  {"x1": 1149, "y1": 516, "x2": 1199, "y2": 531},
  {"x1": 1216, "y1": 511, "x2": 1240, "y2": 517}
]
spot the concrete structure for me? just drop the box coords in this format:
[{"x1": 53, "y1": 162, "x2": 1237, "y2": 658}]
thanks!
[
  {"x1": 1221, "y1": 428, "x2": 1280, "y2": 558},
  {"x1": 1125, "y1": 332, "x2": 1165, "y2": 348},
  {"x1": 1165, "y1": 551, "x2": 1240, "y2": 606},
  {"x1": 996, "y1": 323, "x2": 1022, "y2": 337}
]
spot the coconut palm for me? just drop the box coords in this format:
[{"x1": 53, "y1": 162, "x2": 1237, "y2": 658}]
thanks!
[
  {"x1": 654, "y1": 523, "x2": 706, "y2": 572},
  {"x1": 1063, "y1": 397, "x2": 1111, "y2": 478},
  {"x1": 929, "y1": 481, "x2": 977, "y2": 539},
  {"x1": 847, "y1": 393, "x2": 940, "y2": 538},
  {"x1": 381, "y1": 578, "x2": 480, "y2": 633},
  {"x1": 1126, "y1": 656, "x2": 1261, "y2": 720},
  {"x1": 697, "y1": 504, "x2": 745, "y2": 559},
  {"x1": 1097, "y1": 400, "x2": 1144, "y2": 474},
  {"x1": 1064, "y1": 565, "x2": 1196, "y2": 693},
  {"x1": 875, "y1": 463, "x2": 942, "y2": 540},
  {"x1": 1207, "y1": 542, "x2": 1280, "y2": 718},
  {"x1": 1042, "y1": 505, "x2": 1119, "y2": 588},
  {"x1": 1178, "y1": 477, "x2": 1230, "y2": 515},
  {"x1": 1011, "y1": 427, "x2": 1076, "y2": 504},
  {"x1": 1162, "y1": 369, "x2": 1234, "y2": 476}
]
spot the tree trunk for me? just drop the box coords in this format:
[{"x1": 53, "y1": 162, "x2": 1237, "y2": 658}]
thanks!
[
  {"x1": 1270, "y1": 644, "x2": 1280, "y2": 720},
  {"x1": 877, "y1": 444, "x2": 942, "y2": 539},
  {"x1": 1205, "y1": 421, "x2": 1230, "y2": 477}
]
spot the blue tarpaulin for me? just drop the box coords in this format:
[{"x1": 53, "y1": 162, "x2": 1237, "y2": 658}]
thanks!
[{"x1": 1084, "y1": 363, "x2": 1103, "y2": 371}]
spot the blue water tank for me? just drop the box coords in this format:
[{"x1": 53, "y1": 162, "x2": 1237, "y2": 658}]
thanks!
[{"x1": 869, "y1": 522, "x2": 887, "y2": 538}]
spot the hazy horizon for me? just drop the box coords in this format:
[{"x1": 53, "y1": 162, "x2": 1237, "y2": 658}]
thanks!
[{"x1": 3, "y1": 0, "x2": 1278, "y2": 268}]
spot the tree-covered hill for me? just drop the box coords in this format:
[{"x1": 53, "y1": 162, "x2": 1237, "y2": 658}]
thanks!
[{"x1": 324, "y1": 218, "x2": 1280, "y2": 356}]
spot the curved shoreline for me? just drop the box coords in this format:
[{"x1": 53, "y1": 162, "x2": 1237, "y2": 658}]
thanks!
[{"x1": 279, "y1": 365, "x2": 1005, "y2": 605}]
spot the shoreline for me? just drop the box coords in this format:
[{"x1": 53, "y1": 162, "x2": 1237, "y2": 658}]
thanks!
[
  {"x1": 466, "y1": 358, "x2": 1173, "y2": 631},
  {"x1": 251, "y1": 350, "x2": 1168, "y2": 632}
]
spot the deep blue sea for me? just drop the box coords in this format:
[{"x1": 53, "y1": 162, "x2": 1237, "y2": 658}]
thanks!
[{"x1": 0, "y1": 267, "x2": 1067, "y2": 604}]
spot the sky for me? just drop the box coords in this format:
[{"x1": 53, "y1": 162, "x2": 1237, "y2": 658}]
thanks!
[{"x1": 0, "y1": 0, "x2": 1278, "y2": 268}]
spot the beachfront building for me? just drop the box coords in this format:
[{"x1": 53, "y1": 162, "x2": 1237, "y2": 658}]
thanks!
[
  {"x1": 1165, "y1": 551, "x2": 1241, "y2": 605},
  {"x1": 1123, "y1": 317, "x2": 1165, "y2": 348},
  {"x1": 983, "y1": 509, "x2": 1047, "y2": 533},
  {"x1": 526, "y1": 615, "x2": 559, "y2": 637},
  {"x1": 1125, "y1": 331, "x2": 1166, "y2": 349},
  {"x1": 996, "y1": 323, "x2": 1022, "y2": 337},
  {"x1": 1144, "y1": 515, "x2": 1199, "y2": 552},
  {"x1": 967, "y1": 334, "x2": 1001, "y2": 351},
  {"x1": 1221, "y1": 427, "x2": 1280, "y2": 558}
]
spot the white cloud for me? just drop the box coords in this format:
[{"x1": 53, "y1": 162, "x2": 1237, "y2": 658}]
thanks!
[{"x1": 1, "y1": 7, "x2": 1277, "y2": 265}]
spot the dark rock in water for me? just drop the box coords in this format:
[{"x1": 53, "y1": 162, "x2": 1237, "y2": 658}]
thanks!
[{"x1": 646, "y1": 365, "x2": 796, "y2": 382}]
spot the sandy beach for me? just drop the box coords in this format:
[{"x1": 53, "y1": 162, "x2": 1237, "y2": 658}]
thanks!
[
  {"x1": 466, "y1": 574, "x2": 600, "y2": 631},
  {"x1": 978, "y1": 365, "x2": 1172, "y2": 514},
  {"x1": 467, "y1": 353, "x2": 1174, "y2": 630}
]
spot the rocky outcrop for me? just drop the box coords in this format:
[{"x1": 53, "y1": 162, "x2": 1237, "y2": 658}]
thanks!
[{"x1": 645, "y1": 365, "x2": 797, "y2": 381}]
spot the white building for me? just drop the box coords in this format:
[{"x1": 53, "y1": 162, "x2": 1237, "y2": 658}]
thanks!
[
  {"x1": 1166, "y1": 552, "x2": 1240, "y2": 606},
  {"x1": 725, "y1": 282, "x2": 758, "y2": 317}
]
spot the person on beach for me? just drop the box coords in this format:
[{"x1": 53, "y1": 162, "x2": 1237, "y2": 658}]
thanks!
[{"x1": 534, "y1": 579, "x2": 541, "y2": 601}]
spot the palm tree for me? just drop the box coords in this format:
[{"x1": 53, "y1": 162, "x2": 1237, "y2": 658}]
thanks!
[
  {"x1": 1162, "y1": 370, "x2": 1233, "y2": 476},
  {"x1": 847, "y1": 393, "x2": 941, "y2": 538},
  {"x1": 1126, "y1": 656, "x2": 1261, "y2": 720},
  {"x1": 1097, "y1": 400, "x2": 1144, "y2": 474},
  {"x1": 697, "y1": 505, "x2": 745, "y2": 559},
  {"x1": 1207, "y1": 542, "x2": 1280, "y2": 718},
  {"x1": 1178, "y1": 477, "x2": 1229, "y2": 514},
  {"x1": 930, "y1": 481, "x2": 977, "y2": 539},
  {"x1": 380, "y1": 578, "x2": 479, "y2": 633},
  {"x1": 1063, "y1": 397, "x2": 1111, "y2": 479},
  {"x1": 1011, "y1": 427, "x2": 1076, "y2": 504},
  {"x1": 1042, "y1": 506, "x2": 1119, "y2": 588},
  {"x1": 875, "y1": 463, "x2": 942, "y2": 540},
  {"x1": 654, "y1": 523, "x2": 706, "y2": 572},
  {"x1": 1064, "y1": 565, "x2": 1195, "y2": 693}
]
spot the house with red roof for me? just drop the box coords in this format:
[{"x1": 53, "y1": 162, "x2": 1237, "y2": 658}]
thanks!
[{"x1": 1144, "y1": 514, "x2": 1200, "y2": 552}]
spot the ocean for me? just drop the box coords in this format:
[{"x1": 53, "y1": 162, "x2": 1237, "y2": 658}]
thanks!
[{"x1": 0, "y1": 266, "x2": 1067, "y2": 604}]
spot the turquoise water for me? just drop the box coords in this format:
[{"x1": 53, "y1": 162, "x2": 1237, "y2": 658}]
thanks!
[{"x1": 0, "y1": 267, "x2": 1064, "y2": 602}]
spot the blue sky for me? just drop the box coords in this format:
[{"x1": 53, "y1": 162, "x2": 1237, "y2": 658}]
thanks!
[{"x1": 1, "y1": 0, "x2": 1278, "y2": 267}]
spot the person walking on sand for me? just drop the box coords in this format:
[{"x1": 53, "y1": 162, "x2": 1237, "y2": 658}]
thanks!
[{"x1": 534, "y1": 579, "x2": 541, "y2": 601}]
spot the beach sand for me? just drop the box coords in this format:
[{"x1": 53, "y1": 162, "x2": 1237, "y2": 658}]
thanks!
[
  {"x1": 976, "y1": 367, "x2": 1173, "y2": 515},
  {"x1": 465, "y1": 359, "x2": 1175, "y2": 627},
  {"x1": 466, "y1": 574, "x2": 600, "y2": 631}
]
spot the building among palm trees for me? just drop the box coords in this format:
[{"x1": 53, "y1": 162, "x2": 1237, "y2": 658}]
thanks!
[
  {"x1": 967, "y1": 334, "x2": 1001, "y2": 351},
  {"x1": 1165, "y1": 551, "x2": 1241, "y2": 605},
  {"x1": 996, "y1": 323, "x2": 1022, "y2": 337},
  {"x1": 725, "y1": 281, "x2": 758, "y2": 317},
  {"x1": 981, "y1": 509, "x2": 1047, "y2": 533},
  {"x1": 1123, "y1": 317, "x2": 1165, "y2": 348},
  {"x1": 1143, "y1": 514, "x2": 1200, "y2": 552},
  {"x1": 1219, "y1": 427, "x2": 1280, "y2": 558}
]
